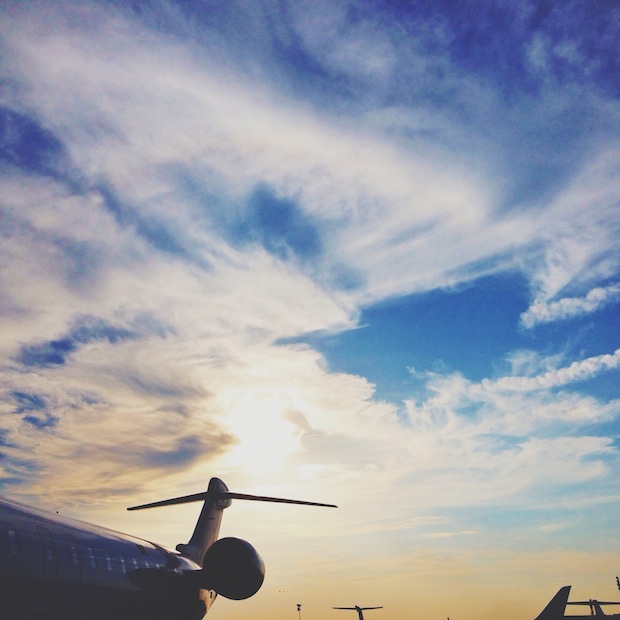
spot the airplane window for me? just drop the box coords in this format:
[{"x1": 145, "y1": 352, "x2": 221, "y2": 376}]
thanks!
[
  {"x1": 119, "y1": 556, "x2": 126, "y2": 574},
  {"x1": 143, "y1": 558, "x2": 150, "y2": 568},
  {"x1": 87, "y1": 547, "x2": 96, "y2": 569},
  {"x1": 43, "y1": 539, "x2": 53, "y2": 563},
  {"x1": 104, "y1": 550, "x2": 112, "y2": 571},
  {"x1": 8, "y1": 529, "x2": 19, "y2": 555},
  {"x1": 69, "y1": 544, "x2": 79, "y2": 566},
  {"x1": 131, "y1": 557, "x2": 138, "y2": 571}
]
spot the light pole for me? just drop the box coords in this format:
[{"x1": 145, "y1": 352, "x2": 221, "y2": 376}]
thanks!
[{"x1": 297, "y1": 603, "x2": 302, "y2": 620}]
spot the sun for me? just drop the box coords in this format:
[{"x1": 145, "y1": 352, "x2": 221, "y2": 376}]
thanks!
[{"x1": 223, "y1": 394, "x2": 302, "y2": 473}]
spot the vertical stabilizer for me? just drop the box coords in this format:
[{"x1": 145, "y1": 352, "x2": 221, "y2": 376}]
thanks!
[
  {"x1": 534, "y1": 586, "x2": 572, "y2": 620},
  {"x1": 127, "y1": 477, "x2": 232, "y2": 566},
  {"x1": 176, "y1": 478, "x2": 232, "y2": 566}
]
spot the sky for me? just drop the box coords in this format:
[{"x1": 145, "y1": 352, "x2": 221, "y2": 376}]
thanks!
[{"x1": 0, "y1": 1, "x2": 619, "y2": 619}]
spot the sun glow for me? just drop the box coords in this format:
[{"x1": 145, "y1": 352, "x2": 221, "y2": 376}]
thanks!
[{"x1": 223, "y1": 395, "x2": 303, "y2": 472}]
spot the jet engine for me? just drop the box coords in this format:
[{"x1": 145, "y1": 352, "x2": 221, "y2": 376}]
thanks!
[{"x1": 200, "y1": 537, "x2": 265, "y2": 600}]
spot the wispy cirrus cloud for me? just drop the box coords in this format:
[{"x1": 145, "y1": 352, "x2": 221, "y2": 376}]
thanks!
[
  {"x1": 521, "y1": 284, "x2": 620, "y2": 328},
  {"x1": 478, "y1": 349, "x2": 620, "y2": 393},
  {"x1": 3, "y1": 1, "x2": 617, "y2": 311}
]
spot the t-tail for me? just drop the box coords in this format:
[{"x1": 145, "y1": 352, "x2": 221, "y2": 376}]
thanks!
[
  {"x1": 333, "y1": 606, "x2": 383, "y2": 620},
  {"x1": 534, "y1": 586, "x2": 571, "y2": 620},
  {"x1": 128, "y1": 477, "x2": 336, "y2": 605}
]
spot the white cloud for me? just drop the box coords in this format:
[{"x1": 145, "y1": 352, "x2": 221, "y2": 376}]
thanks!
[
  {"x1": 404, "y1": 350, "x2": 620, "y2": 441},
  {"x1": 521, "y1": 283, "x2": 620, "y2": 328},
  {"x1": 0, "y1": 1, "x2": 534, "y2": 308},
  {"x1": 2, "y1": 2, "x2": 617, "y2": 321},
  {"x1": 478, "y1": 349, "x2": 620, "y2": 393},
  {"x1": 424, "y1": 530, "x2": 478, "y2": 539},
  {"x1": 0, "y1": 0, "x2": 618, "y2": 557},
  {"x1": 520, "y1": 150, "x2": 620, "y2": 319},
  {"x1": 286, "y1": 0, "x2": 397, "y2": 85}
]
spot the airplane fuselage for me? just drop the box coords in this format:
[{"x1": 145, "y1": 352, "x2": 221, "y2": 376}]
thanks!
[
  {"x1": 0, "y1": 496, "x2": 212, "y2": 620},
  {"x1": 0, "y1": 477, "x2": 336, "y2": 620}
]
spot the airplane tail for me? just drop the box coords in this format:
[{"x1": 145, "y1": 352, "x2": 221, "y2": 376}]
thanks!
[
  {"x1": 333, "y1": 605, "x2": 383, "y2": 620},
  {"x1": 128, "y1": 477, "x2": 336, "y2": 601},
  {"x1": 534, "y1": 586, "x2": 571, "y2": 620},
  {"x1": 128, "y1": 477, "x2": 336, "y2": 566}
]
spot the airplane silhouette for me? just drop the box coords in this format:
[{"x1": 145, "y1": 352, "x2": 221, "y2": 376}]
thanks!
[
  {"x1": 333, "y1": 605, "x2": 383, "y2": 620},
  {"x1": 535, "y1": 586, "x2": 620, "y2": 620},
  {"x1": 0, "y1": 477, "x2": 336, "y2": 620}
]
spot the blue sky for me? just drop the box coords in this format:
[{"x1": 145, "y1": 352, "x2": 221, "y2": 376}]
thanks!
[{"x1": 0, "y1": 1, "x2": 619, "y2": 619}]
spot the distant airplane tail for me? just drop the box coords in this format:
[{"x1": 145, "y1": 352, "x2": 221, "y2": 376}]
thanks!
[
  {"x1": 333, "y1": 605, "x2": 383, "y2": 620},
  {"x1": 534, "y1": 586, "x2": 572, "y2": 620}
]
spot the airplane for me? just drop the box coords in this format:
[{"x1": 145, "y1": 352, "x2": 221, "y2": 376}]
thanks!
[
  {"x1": 534, "y1": 586, "x2": 620, "y2": 620},
  {"x1": 333, "y1": 605, "x2": 383, "y2": 620},
  {"x1": 0, "y1": 476, "x2": 336, "y2": 620}
]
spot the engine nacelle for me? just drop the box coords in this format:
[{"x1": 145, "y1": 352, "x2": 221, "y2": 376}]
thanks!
[{"x1": 200, "y1": 537, "x2": 265, "y2": 600}]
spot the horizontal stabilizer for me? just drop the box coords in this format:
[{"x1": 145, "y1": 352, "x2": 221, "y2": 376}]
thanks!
[
  {"x1": 128, "y1": 492, "x2": 210, "y2": 511},
  {"x1": 333, "y1": 607, "x2": 383, "y2": 610},
  {"x1": 224, "y1": 491, "x2": 337, "y2": 507},
  {"x1": 128, "y1": 489, "x2": 337, "y2": 511},
  {"x1": 568, "y1": 602, "x2": 620, "y2": 606}
]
